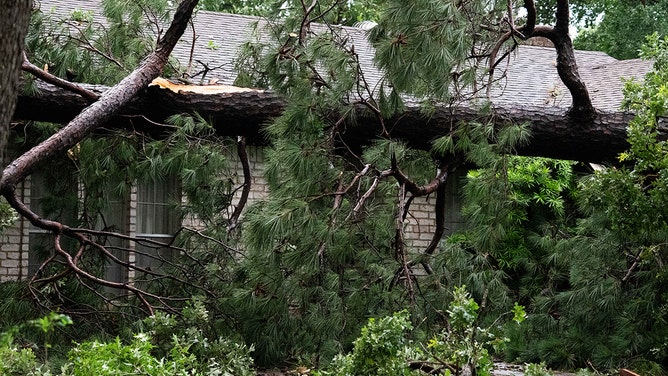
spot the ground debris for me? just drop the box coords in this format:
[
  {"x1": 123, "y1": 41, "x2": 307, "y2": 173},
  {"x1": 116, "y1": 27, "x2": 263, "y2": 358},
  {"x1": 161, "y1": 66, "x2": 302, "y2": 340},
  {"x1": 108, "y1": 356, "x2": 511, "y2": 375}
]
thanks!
[
  {"x1": 494, "y1": 362, "x2": 577, "y2": 376},
  {"x1": 255, "y1": 362, "x2": 579, "y2": 376}
]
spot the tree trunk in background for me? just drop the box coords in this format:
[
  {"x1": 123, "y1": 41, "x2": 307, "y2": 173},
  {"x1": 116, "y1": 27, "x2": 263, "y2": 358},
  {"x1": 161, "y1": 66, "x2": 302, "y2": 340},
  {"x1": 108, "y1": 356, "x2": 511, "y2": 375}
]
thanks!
[{"x1": 0, "y1": 0, "x2": 32, "y2": 166}]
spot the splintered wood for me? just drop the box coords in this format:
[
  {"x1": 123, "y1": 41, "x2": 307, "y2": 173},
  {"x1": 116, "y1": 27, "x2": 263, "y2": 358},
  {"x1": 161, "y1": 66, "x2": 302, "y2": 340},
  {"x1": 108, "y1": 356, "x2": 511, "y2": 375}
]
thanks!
[{"x1": 150, "y1": 77, "x2": 263, "y2": 94}]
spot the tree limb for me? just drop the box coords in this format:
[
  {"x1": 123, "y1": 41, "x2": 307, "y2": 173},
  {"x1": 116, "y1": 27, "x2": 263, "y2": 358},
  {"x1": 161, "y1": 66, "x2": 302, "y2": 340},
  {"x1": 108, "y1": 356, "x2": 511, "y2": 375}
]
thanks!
[
  {"x1": 228, "y1": 136, "x2": 251, "y2": 232},
  {"x1": 21, "y1": 51, "x2": 100, "y2": 102},
  {"x1": 393, "y1": 183, "x2": 416, "y2": 305},
  {"x1": 1, "y1": 0, "x2": 199, "y2": 195},
  {"x1": 390, "y1": 153, "x2": 449, "y2": 197}
]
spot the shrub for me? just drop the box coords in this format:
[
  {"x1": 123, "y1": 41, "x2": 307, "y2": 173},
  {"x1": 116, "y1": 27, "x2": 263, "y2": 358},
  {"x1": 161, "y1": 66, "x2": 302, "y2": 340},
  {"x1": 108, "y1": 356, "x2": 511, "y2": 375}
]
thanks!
[
  {"x1": 0, "y1": 346, "x2": 51, "y2": 376},
  {"x1": 62, "y1": 334, "x2": 172, "y2": 375},
  {"x1": 140, "y1": 300, "x2": 255, "y2": 376},
  {"x1": 317, "y1": 310, "x2": 419, "y2": 376},
  {"x1": 425, "y1": 286, "x2": 526, "y2": 376},
  {"x1": 62, "y1": 331, "x2": 255, "y2": 376},
  {"x1": 524, "y1": 362, "x2": 553, "y2": 376}
]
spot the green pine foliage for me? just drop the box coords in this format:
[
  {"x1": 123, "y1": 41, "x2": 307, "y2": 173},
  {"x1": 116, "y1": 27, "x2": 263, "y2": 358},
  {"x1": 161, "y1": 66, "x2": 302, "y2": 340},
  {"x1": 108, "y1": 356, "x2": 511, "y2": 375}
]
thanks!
[
  {"x1": 15, "y1": 0, "x2": 668, "y2": 372},
  {"x1": 369, "y1": 0, "x2": 505, "y2": 101},
  {"x1": 500, "y1": 35, "x2": 668, "y2": 373},
  {"x1": 228, "y1": 0, "x2": 421, "y2": 365},
  {"x1": 26, "y1": 0, "x2": 181, "y2": 86},
  {"x1": 430, "y1": 122, "x2": 566, "y2": 312},
  {"x1": 436, "y1": 118, "x2": 668, "y2": 371}
]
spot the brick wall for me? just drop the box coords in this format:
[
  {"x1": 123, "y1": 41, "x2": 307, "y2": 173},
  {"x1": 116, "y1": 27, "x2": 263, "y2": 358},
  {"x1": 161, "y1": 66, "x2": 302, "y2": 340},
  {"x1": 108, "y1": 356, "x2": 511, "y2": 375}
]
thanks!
[
  {"x1": 0, "y1": 145, "x2": 465, "y2": 281},
  {"x1": 404, "y1": 169, "x2": 466, "y2": 250},
  {"x1": 230, "y1": 144, "x2": 270, "y2": 205},
  {"x1": 0, "y1": 224, "x2": 28, "y2": 280},
  {"x1": 0, "y1": 181, "x2": 29, "y2": 281}
]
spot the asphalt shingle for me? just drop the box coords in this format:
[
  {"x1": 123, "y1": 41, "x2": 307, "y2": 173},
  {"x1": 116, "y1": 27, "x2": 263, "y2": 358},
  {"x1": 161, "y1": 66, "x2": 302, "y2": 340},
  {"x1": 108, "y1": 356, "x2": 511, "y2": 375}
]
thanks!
[{"x1": 36, "y1": 0, "x2": 654, "y2": 114}]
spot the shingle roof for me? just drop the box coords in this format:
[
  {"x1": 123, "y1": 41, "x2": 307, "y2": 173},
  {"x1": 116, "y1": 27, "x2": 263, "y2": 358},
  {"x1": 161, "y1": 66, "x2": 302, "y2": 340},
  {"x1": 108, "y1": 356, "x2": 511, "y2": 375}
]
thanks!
[{"x1": 36, "y1": 0, "x2": 653, "y2": 114}]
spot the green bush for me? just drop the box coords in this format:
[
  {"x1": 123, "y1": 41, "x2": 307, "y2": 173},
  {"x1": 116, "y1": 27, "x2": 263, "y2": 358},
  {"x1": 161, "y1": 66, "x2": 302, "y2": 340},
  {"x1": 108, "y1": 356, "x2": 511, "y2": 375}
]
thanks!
[
  {"x1": 426, "y1": 286, "x2": 526, "y2": 376},
  {"x1": 0, "y1": 312, "x2": 67, "y2": 375},
  {"x1": 139, "y1": 300, "x2": 255, "y2": 376},
  {"x1": 61, "y1": 334, "x2": 182, "y2": 376},
  {"x1": 0, "y1": 198, "x2": 18, "y2": 234},
  {"x1": 0, "y1": 346, "x2": 52, "y2": 376},
  {"x1": 0, "y1": 307, "x2": 255, "y2": 376},
  {"x1": 316, "y1": 310, "x2": 419, "y2": 376},
  {"x1": 524, "y1": 362, "x2": 553, "y2": 376},
  {"x1": 61, "y1": 330, "x2": 254, "y2": 376},
  {"x1": 318, "y1": 290, "x2": 527, "y2": 376}
]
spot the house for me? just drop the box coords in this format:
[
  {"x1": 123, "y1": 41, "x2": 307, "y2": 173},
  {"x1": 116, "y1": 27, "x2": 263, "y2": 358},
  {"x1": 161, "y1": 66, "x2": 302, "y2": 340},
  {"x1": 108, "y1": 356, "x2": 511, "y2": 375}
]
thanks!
[{"x1": 0, "y1": 0, "x2": 654, "y2": 282}]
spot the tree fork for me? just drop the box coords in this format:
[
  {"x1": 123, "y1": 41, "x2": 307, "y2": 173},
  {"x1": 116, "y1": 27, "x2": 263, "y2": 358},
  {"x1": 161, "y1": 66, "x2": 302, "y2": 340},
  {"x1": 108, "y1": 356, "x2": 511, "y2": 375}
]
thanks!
[
  {"x1": 228, "y1": 136, "x2": 251, "y2": 232},
  {"x1": 491, "y1": 0, "x2": 596, "y2": 119}
]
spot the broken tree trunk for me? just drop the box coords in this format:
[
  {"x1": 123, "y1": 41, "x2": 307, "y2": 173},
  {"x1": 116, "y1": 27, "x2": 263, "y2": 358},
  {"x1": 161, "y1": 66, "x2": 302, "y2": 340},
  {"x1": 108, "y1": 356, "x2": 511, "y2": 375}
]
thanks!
[{"x1": 14, "y1": 78, "x2": 635, "y2": 163}]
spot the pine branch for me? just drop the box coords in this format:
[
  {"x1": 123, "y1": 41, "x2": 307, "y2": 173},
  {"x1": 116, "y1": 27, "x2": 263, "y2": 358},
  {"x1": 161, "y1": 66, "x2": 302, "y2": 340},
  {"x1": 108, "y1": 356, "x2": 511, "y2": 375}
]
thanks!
[
  {"x1": 334, "y1": 164, "x2": 371, "y2": 196},
  {"x1": 393, "y1": 183, "x2": 416, "y2": 305},
  {"x1": 63, "y1": 20, "x2": 127, "y2": 70},
  {"x1": 349, "y1": 167, "x2": 393, "y2": 217},
  {"x1": 21, "y1": 52, "x2": 100, "y2": 101}
]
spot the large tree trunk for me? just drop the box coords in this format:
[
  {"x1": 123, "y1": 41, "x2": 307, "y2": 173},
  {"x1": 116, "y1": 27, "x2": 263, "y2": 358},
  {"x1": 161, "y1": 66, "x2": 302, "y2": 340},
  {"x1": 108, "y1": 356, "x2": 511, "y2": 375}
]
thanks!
[
  {"x1": 0, "y1": 0, "x2": 32, "y2": 165},
  {"x1": 15, "y1": 79, "x2": 636, "y2": 163}
]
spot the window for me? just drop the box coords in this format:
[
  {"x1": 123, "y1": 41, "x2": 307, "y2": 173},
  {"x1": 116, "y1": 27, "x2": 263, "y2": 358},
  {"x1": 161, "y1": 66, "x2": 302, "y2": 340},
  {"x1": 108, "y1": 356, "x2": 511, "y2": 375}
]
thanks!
[
  {"x1": 99, "y1": 197, "x2": 129, "y2": 284},
  {"x1": 26, "y1": 170, "x2": 181, "y2": 281},
  {"x1": 27, "y1": 170, "x2": 77, "y2": 276},
  {"x1": 135, "y1": 176, "x2": 180, "y2": 271}
]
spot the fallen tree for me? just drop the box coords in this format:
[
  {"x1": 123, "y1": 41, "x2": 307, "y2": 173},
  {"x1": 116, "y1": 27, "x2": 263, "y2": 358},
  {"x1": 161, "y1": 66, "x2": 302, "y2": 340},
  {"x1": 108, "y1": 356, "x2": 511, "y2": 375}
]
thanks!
[
  {"x1": 1, "y1": 0, "x2": 653, "y2": 317},
  {"x1": 15, "y1": 78, "x2": 636, "y2": 163}
]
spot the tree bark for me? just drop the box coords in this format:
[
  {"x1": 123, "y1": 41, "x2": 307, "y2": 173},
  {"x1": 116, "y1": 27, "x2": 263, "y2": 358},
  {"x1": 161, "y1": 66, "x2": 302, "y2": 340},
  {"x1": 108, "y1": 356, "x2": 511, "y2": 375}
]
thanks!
[
  {"x1": 0, "y1": 0, "x2": 32, "y2": 165},
  {"x1": 15, "y1": 80, "x2": 637, "y2": 163},
  {"x1": 508, "y1": 0, "x2": 594, "y2": 118}
]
